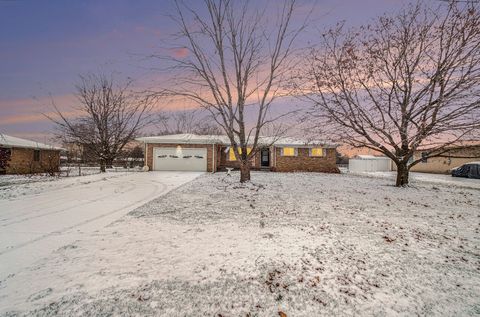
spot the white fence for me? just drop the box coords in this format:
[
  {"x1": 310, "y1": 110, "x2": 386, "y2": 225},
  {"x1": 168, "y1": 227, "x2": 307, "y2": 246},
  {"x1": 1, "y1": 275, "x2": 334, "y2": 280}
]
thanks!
[{"x1": 348, "y1": 157, "x2": 392, "y2": 173}]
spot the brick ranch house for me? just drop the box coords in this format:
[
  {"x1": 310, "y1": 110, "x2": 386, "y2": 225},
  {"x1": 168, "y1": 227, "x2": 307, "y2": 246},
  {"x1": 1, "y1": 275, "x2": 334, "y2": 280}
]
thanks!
[
  {"x1": 0, "y1": 134, "x2": 63, "y2": 175},
  {"x1": 136, "y1": 134, "x2": 339, "y2": 173}
]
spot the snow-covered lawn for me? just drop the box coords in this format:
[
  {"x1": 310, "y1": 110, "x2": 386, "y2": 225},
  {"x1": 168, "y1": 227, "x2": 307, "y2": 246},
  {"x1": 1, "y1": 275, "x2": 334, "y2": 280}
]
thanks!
[
  {"x1": 349, "y1": 170, "x2": 480, "y2": 190},
  {"x1": 0, "y1": 167, "x2": 140, "y2": 200},
  {"x1": 1, "y1": 172, "x2": 479, "y2": 316}
]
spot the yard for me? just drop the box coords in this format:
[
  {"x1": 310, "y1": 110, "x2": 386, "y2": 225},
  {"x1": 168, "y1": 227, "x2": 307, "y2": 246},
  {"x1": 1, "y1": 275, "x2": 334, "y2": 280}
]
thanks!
[{"x1": 1, "y1": 172, "x2": 479, "y2": 316}]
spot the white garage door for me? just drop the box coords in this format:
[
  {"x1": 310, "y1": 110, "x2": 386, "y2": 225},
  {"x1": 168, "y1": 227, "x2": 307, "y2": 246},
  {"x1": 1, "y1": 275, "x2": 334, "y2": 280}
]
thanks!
[{"x1": 153, "y1": 147, "x2": 207, "y2": 171}]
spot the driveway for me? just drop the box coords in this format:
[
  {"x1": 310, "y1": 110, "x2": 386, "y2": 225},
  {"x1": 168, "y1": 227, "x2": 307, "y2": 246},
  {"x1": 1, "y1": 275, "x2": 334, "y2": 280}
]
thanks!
[{"x1": 0, "y1": 171, "x2": 202, "y2": 281}]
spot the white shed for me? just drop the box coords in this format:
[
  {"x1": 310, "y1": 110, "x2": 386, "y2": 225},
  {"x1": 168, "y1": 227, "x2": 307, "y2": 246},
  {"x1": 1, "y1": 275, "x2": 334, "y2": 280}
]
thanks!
[{"x1": 348, "y1": 155, "x2": 392, "y2": 172}]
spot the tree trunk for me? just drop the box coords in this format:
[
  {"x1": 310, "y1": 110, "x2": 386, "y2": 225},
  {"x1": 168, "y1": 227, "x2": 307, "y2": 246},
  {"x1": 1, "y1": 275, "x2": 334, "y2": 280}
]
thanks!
[
  {"x1": 105, "y1": 158, "x2": 114, "y2": 169},
  {"x1": 239, "y1": 161, "x2": 251, "y2": 183},
  {"x1": 395, "y1": 162, "x2": 409, "y2": 187},
  {"x1": 100, "y1": 160, "x2": 106, "y2": 173}
]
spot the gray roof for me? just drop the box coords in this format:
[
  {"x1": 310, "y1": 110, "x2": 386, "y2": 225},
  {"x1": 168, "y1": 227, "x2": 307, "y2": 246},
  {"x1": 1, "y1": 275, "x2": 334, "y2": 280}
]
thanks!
[
  {"x1": 0, "y1": 134, "x2": 63, "y2": 150},
  {"x1": 136, "y1": 133, "x2": 337, "y2": 148}
]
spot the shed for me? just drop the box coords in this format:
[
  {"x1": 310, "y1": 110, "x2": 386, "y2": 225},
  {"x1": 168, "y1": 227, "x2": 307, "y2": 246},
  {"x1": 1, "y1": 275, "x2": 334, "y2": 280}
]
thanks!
[{"x1": 348, "y1": 155, "x2": 392, "y2": 173}]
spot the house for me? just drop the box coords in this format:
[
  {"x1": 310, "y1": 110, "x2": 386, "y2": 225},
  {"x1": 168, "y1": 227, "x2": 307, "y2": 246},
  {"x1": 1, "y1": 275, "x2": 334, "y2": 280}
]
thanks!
[
  {"x1": 409, "y1": 144, "x2": 480, "y2": 174},
  {"x1": 136, "y1": 134, "x2": 339, "y2": 173},
  {"x1": 0, "y1": 134, "x2": 63, "y2": 174}
]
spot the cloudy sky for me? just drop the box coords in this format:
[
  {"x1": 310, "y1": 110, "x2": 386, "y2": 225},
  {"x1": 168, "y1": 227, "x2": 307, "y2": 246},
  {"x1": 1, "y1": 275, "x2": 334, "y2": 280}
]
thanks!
[{"x1": 0, "y1": 0, "x2": 411, "y2": 143}]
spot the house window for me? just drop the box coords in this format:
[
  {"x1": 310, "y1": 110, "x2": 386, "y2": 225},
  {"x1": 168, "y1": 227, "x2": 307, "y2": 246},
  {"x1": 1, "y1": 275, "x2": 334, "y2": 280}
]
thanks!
[
  {"x1": 228, "y1": 147, "x2": 251, "y2": 161},
  {"x1": 310, "y1": 148, "x2": 324, "y2": 157},
  {"x1": 33, "y1": 150, "x2": 40, "y2": 162},
  {"x1": 281, "y1": 147, "x2": 296, "y2": 156},
  {"x1": 421, "y1": 152, "x2": 428, "y2": 163}
]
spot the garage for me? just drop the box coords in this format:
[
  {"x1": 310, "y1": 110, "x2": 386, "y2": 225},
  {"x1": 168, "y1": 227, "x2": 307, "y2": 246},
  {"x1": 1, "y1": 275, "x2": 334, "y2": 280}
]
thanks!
[{"x1": 153, "y1": 147, "x2": 207, "y2": 171}]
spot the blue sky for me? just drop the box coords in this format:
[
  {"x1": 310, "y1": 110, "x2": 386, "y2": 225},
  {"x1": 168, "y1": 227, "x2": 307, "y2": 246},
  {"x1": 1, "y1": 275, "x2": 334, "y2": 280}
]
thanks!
[{"x1": 0, "y1": 0, "x2": 410, "y2": 141}]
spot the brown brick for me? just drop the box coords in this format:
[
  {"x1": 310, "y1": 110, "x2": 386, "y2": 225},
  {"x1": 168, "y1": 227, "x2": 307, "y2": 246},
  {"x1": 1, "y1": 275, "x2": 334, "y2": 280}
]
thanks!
[
  {"x1": 6, "y1": 148, "x2": 60, "y2": 174},
  {"x1": 273, "y1": 147, "x2": 339, "y2": 173},
  {"x1": 144, "y1": 143, "x2": 339, "y2": 174}
]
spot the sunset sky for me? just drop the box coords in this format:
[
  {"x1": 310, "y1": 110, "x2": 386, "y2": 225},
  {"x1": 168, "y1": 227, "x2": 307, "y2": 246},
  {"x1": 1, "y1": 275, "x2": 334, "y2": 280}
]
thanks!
[{"x1": 0, "y1": 0, "x2": 409, "y2": 143}]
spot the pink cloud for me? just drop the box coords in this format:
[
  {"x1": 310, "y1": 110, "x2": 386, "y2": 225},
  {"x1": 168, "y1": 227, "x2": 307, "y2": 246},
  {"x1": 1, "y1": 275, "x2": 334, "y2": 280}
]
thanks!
[
  {"x1": 171, "y1": 47, "x2": 189, "y2": 59},
  {"x1": 0, "y1": 94, "x2": 78, "y2": 126},
  {"x1": 0, "y1": 110, "x2": 81, "y2": 126}
]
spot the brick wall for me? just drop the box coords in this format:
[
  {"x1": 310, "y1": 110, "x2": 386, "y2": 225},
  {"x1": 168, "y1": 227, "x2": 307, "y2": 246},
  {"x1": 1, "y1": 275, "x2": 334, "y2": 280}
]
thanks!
[
  {"x1": 144, "y1": 143, "x2": 339, "y2": 173},
  {"x1": 273, "y1": 147, "x2": 339, "y2": 173},
  {"x1": 6, "y1": 148, "x2": 60, "y2": 174},
  {"x1": 146, "y1": 143, "x2": 217, "y2": 172},
  {"x1": 217, "y1": 146, "x2": 262, "y2": 170}
]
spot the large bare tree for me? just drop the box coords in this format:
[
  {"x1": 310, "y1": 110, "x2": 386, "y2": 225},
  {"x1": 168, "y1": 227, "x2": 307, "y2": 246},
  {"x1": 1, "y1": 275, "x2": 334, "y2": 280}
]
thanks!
[
  {"x1": 161, "y1": 0, "x2": 305, "y2": 182},
  {"x1": 156, "y1": 109, "x2": 222, "y2": 135},
  {"x1": 301, "y1": 0, "x2": 480, "y2": 186},
  {"x1": 50, "y1": 74, "x2": 155, "y2": 172}
]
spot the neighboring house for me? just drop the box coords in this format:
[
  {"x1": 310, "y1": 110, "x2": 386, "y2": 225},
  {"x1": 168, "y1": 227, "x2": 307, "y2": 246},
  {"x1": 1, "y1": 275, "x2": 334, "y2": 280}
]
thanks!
[
  {"x1": 0, "y1": 134, "x2": 63, "y2": 174},
  {"x1": 136, "y1": 134, "x2": 338, "y2": 173},
  {"x1": 62, "y1": 142, "x2": 97, "y2": 164},
  {"x1": 409, "y1": 144, "x2": 480, "y2": 174}
]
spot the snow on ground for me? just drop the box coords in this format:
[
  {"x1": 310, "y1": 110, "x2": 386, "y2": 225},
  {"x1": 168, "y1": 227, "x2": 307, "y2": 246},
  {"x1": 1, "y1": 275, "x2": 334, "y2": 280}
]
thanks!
[
  {"x1": 0, "y1": 171, "x2": 202, "y2": 286},
  {"x1": 350, "y1": 171, "x2": 480, "y2": 190},
  {"x1": 1, "y1": 172, "x2": 479, "y2": 316},
  {"x1": 0, "y1": 167, "x2": 139, "y2": 200}
]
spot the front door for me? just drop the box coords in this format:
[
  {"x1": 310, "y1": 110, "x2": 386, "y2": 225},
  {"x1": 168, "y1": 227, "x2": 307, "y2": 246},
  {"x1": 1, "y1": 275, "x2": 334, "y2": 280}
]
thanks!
[{"x1": 261, "y1": 148, "x2": 270, "y2": 167}]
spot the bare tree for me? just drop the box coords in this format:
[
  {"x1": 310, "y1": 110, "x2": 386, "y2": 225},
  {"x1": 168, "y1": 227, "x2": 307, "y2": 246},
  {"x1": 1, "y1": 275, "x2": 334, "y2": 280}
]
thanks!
[
  {"x1": 0, "y1": 147, "x2": 11, "y2": 175},
  {"x1": 301, "y1": 0, "x2": 480, "y2": 186},
  {"x1": 160, "y1": 0, "x2": 305, "y2": 182},
  {"x1": 49, "y1": 74, "x2": 155, "y2": 172},
  {"x1": 156, "y1": 109, "x2": 222, "y2": 135}
]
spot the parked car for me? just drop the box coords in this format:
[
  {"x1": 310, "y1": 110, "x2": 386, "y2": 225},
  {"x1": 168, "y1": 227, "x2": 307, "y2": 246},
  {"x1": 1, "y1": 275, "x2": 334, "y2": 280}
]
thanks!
[{"x1": 451, "y1": 162, "x2": 480, "y2": 179}]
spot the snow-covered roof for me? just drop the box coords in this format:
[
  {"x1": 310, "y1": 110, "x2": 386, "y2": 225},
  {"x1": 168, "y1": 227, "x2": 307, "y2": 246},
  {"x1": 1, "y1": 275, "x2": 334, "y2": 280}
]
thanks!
[
  {"x1": 353, "y1": 155, "x2": 390, "y2": 160},
  {"x1": 260, "y1": 136, "x2": 337, "y2": 148},
  {"x1": 136, "y1": 134, "x2": 337, "y2": 148},
  {"x1": 136, "y1": 134, "x2": 225, "y2": 145},
  {"x1": 0, "y1": 134, "x2": 63, "y2": 151}
]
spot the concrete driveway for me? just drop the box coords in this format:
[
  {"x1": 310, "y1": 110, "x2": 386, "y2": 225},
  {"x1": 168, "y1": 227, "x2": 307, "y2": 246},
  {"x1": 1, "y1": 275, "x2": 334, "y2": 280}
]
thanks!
[{"x1": 0, "y1": 171, "x2": 202, "y2": 281}]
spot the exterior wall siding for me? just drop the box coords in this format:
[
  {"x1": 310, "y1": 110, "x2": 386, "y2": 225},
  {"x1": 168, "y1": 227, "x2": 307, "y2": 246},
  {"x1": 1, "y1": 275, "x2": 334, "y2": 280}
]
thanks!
[
  {"x1": 408, "y1": 146, "x2": 480, "y2": 174},
  {"x1": 5, "y1": 148, "x2": 60, "y2": 174},
  {"x1": 273, "y1": 147, "x2": 339, "y2": 173}
]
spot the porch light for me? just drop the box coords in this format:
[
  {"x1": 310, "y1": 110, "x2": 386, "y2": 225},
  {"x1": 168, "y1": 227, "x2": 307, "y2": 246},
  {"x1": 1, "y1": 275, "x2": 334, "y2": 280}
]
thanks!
[{"x1": 176, "y1": 145, "x2": 182, "y2": 156}]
